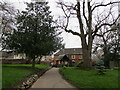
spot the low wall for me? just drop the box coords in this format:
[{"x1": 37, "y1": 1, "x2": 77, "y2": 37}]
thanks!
[{"x1": 2, "y1": 59, "x2": 26, "y2": 64}]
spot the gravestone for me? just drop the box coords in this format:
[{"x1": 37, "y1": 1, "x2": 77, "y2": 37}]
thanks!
[{"x1": 110, "y1": 61, "x2": 114, "y2": 69}]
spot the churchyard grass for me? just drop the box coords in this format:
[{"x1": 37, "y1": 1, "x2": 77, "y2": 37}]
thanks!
[
  {"x1": 2, "y1": 64, "x2": 50, "y2": 69},
  {"x1": 2, "y1": 64, "x2": 50, "y2": 88},
  {"x1": 60, "y1": 67, "x2": 118, "y2": 88}
]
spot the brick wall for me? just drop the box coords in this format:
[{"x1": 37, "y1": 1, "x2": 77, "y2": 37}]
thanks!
[
  {"x1": 54, "y1": 56, "x2": 58, "y2": 60},
  {"x1": 54, "y1": 54, "x2": 83, "y2": 63}
]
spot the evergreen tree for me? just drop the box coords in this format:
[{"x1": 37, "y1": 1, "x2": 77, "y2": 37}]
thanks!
[{"x1": 3, "y1": 2, "x2": 63, "y2": 67}]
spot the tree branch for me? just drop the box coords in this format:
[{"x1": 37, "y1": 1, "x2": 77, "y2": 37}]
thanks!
[
  {"x1": 96, "y1": 6, "x2": 112, "y2": 26},
  {"x1": 103, "y1": 28, "x2": 117, "y2": 35},
  {"x1": 62, "y1": 16, "x2": 81, "y2": 37},
  {"x1": 76, "y1": 1, "x2": 85, "y2": 35},
  {"x1": 65, "y1": 29, "x2": 81, "y2": 36},
  {"x1": 92, "y1": 1, "x2": 120, "y2": 12},
  {"x1": 56, "y1": 2, "x2": 81, "y2": 37},
  {"x1": 61, "y1": 4, "x2": 68, "y2": 18},
  {"x1": 83, "y1": 1, "x2": 88, "y2": 27},
  {"x1": 95, "y1": 28, "x2": 117, "y2": 38},
  {"x1": 57, "y1": 24, "x2": 81, "y2": 36},
  {"x1": 93, "y1": 14, "x2": 119, "y2": 38}
]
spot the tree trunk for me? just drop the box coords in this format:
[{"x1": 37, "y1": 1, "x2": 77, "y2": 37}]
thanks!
[
  {"x1": 38, "y1": 56, "x2": 42, "y2": 64},
  {"x1": 32, "y1": 57, "x2": 36, "y2": 68},
  {"x1": 103, "y1": 46, "x2": 110, "y2": 68},
  {"x1": 80, "y1": 35, "x2": 93, "y2": 70},
  {"x1": 82, "y1": 48, "x2": 92, "y2": 70}
]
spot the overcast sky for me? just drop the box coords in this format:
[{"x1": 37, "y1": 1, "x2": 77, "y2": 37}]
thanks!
[
  {"x1": 48, "y1": 0, "x2": 81, "y2": 48},
  {"x1": 3, "y1": 0, "x2": 119, "y2": 49}
]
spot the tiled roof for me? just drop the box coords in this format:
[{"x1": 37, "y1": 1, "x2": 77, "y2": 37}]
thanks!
[{"x1": 54, "y1": 48, "x2": 82, "y2": 56}]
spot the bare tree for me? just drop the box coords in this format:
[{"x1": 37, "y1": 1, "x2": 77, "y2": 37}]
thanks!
[
  {"x1": 0, "y1": 1, "x2": 17, "y2": 32},
  {"x1": 57, "y1": 0, "x2": 120, "y2": 69},
  {"x1": 93, "y1": 23, "x2": 119, "y2": 68},
  {"x1": 0, "y1": 1, "x2": 17, "y2": 50}
]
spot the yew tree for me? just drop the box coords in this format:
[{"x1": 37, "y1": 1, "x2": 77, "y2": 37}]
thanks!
[
  {"x1": 57, "y1": 0, "x2": 120, "y2": 69},
  {"x1": 3, "y1": 2, "x2": 63, "y2": 67}
]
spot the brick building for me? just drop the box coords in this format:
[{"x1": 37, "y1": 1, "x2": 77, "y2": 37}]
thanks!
[{"x1": 53, "y1": 48, "x2": 83, "y2": 66}]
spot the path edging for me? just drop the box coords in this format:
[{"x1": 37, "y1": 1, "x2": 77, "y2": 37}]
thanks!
[{"x1": 16, "y1": 67, "x2": 51, "y2": 89}]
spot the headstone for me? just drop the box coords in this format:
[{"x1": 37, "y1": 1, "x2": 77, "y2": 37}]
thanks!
[{"x1": 110, "y1": 61, "x2": 114, "y2": 69}]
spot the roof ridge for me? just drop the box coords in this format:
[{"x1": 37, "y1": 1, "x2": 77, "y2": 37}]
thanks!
[{"x1": 54, "y1": 48, "x2": 82, "y2": 56}]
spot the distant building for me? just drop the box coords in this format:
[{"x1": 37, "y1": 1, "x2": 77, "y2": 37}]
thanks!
[
  {"x1": 53, "y1": 48, "x2": 83, "y2": 66},
  {"x1": 0, "y1": 51, "x2": 26, "y2": 64},
  {"x1": 41, "y1": 56, "x2": 52, "y2": 62}
]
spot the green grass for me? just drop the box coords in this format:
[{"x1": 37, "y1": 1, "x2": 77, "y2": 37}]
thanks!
[
  {"x1": 2, "y1": 64, "x2": 50, "y2": 88},
  {"x1": 2, "y1": 64, "x2": 50, "y2": 69},
  {"x1": 2, "y1": 66, "x2": 35, "y2": 88},
  {"x1": 60, "y1": 67, "x2": 118, "y2": 88},
  {"x1": 0, "y1": 66, "x2": 2, "y2": 89}
]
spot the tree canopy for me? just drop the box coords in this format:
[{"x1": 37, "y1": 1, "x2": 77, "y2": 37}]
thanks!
[{"x1": 3, "y1": 2, "x2": 63, "y2": 67}]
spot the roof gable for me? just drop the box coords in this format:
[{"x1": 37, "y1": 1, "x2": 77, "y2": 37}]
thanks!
[{"x1": 56, "y1": 54, "x2": 69, "y2": 61}]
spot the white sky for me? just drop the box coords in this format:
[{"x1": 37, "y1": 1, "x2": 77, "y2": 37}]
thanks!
[
  {"x1": 2, "y1": 0, "x2": 119, "y2": 48},
  {"x1": 47, "y1": 0, "x2": 81, "y2": 48}
]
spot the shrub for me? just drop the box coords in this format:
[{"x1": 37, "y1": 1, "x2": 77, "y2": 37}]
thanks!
[
  {"x1": 96, "y1": 60, "x2": 106, "y2": 75},
  {"x1": 113, "y1": 67, "x2": 119, "y2": 70},
  {"x1": 76, "y1": 61, "x2": 84, "y2": 67}
]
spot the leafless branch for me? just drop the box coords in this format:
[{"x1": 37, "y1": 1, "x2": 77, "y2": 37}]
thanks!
[
  {"x1": 92, "y1": 1, "x2": 120, "y2": 12},
  {"x1": 56, "y1": 2, "x2": 81, "y2": 37},
  {"x1": 96, "y1": 6, "x2": 112, "y2": 26},
  {"x1": 83, "y1": 1, "x2": 88, "y2": 27},
  {"x1": 93, "y1": 14, "x2": 119, "y2": 38},
  {"x1": 95, "y1": 28, "x2": 117, "y2": 38},
  {"x1": 57, "y1": 24, "x2": 81, "y2": 36},
  {"x1": 97, "y1": 15, "x2": 119, "y2": 30},
  {"x1": 103, "y1": 28, "x2": 117, "y2": 35}
]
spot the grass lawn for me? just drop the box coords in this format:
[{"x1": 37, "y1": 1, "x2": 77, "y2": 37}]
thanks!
[
  {"x1": 0, "y1": 66, "x2": 2, "y2": 89},
  {"x1": 60, "y1": 67, "x2": 118, "y2": 88},
  {"x1": 2, "y1": 64, "x2": 50, "y2": 69},
  {"x1": 2, "y1": 64, "x2": 50, "y2": 88}
]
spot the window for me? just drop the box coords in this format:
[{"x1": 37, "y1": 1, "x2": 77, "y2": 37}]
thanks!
[
  {"x1": 79, "y1": 55, "x2": 82, "y2": 59},
  {"x1": 72, "y1": 55, "x2": 75, "y2": 59}
]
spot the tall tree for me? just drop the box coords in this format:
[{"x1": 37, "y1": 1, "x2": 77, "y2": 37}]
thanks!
[
  {"x1": 57, "y1": 0, "x2": 120, "y2": 70},
  {"x1": 3, "y1": 2, "x2": 63, "y2": 67}
]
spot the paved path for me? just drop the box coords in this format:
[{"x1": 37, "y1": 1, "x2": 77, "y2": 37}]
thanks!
[{"x1": 30, "y1": 68, "x2": 76, "y2": 88}]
